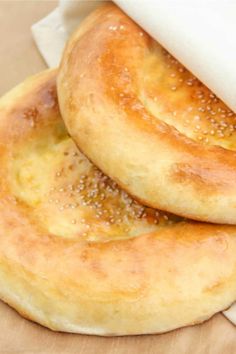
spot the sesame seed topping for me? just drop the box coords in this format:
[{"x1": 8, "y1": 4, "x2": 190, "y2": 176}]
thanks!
[
  {"x1": 47, "y1": 144, "x2": 175, "y2": 240},
  {"x1": 108, "y1": 25, "x2": 118, "y2": 31},
  {"x1": 148, "y1": 45, "x2": 236, "y2": 148}
]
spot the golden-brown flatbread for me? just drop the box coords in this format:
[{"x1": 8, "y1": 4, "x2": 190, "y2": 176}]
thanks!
[
  {"x1": 58, "y1": 3, "x2": 236, "y2": 224},
  {"x1": 0, "y1": 69, "x2": 236, "y2": 335}
]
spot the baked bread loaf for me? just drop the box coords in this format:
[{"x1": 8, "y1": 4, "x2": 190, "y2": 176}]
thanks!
[
  {"x1": 1, "y1": 69, "x2": 236, "y2": 335},
  {"x1": 58, "y1": 3, "x2": 236, "y2": 224}
]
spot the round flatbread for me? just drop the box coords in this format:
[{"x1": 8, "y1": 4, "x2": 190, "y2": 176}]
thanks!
[
  {"x1": 0, "y1": 69, "x2": 236, "y2": 335},
  {"x1": 58, "y1": 3, "x2": 236, "y2": 224}
]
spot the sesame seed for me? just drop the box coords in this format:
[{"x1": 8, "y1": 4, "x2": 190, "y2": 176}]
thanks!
[{"x1": 108, "y1": 25, "x2": 118, "y2": 31}]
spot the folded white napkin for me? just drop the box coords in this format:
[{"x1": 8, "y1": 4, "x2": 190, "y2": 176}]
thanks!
[{"x1": 32, "y1": 0, "x2": 236, "y2": 324}]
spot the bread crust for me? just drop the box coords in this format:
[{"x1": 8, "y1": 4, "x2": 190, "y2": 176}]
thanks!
[
  {"x1": 0, "y1": 69, "x2": 236, "y2": 335},
  {"x1": 58, "y1": 3, "x2": 236, "y2": 224}
]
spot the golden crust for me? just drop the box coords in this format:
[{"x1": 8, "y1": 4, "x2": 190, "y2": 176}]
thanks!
[
  {"x1": 0, "y1": 70, "x2": 236, "y2": 335},
  {"x1": 58, "y1": 3, "x2": 236, "y2": 224}
]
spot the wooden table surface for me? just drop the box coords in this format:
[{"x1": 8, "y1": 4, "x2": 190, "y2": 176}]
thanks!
[{"x1": 0, "y1": 1, "x2": 236, "y2": 353}]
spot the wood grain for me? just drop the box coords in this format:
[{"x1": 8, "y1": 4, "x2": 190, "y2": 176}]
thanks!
[{"x1": 0, "y1": 1, "x2": 235, "y2": 353}]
